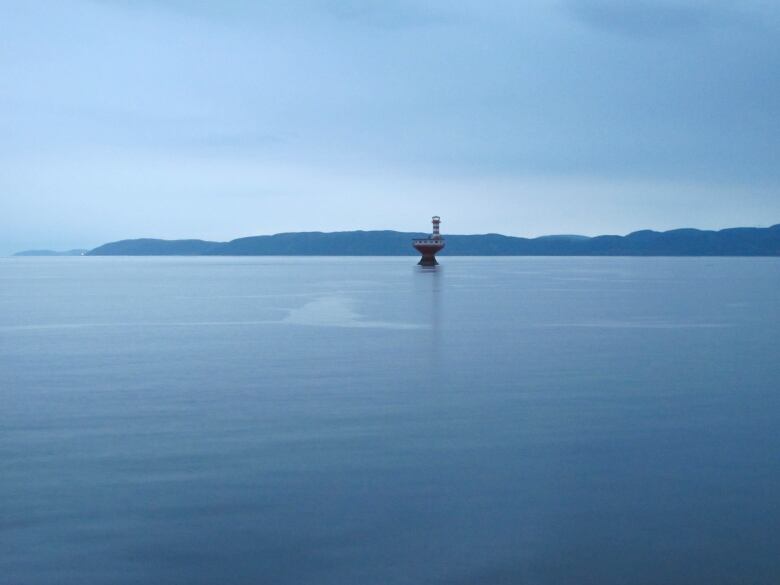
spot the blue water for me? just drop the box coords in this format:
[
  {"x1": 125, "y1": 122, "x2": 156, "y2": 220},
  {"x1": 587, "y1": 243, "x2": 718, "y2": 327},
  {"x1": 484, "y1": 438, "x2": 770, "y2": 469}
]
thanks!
[{"x1": 2, "y1": 256, "x2": 780, "y2": 584}]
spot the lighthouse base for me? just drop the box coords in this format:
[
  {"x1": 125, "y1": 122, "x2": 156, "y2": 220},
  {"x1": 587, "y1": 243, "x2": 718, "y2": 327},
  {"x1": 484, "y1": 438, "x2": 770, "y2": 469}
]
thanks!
[
  {"x1": 417, "y1": 254, "x2": 439, "y2": 266},
  {"x1": 413, "y1": 241, "x2": 444, "y2": 267}
]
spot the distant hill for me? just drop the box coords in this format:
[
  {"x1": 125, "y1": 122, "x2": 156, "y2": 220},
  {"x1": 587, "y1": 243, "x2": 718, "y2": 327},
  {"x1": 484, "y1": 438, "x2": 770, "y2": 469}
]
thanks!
[
  {"x1": 13, "y1": 249, "x2": 88, "y2": 256},
  {"x1": 86, "y1": 239, "x2": 221, "y2": 256},
  {"x1": 86, "y1": 225, "x2": 780, "y2": 256}
]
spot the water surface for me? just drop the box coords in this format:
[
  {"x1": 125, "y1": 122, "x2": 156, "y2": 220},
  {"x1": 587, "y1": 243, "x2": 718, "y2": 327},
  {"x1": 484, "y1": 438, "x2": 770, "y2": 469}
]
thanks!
[{"x1": 2, "y1": 257, "x2": 779, "y2": 584}]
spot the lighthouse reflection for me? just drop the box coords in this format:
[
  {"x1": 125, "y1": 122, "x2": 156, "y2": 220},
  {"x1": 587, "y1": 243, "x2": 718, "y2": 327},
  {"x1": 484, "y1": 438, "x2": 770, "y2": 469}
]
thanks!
[{"x1": 414, "y1": 263, "x2": 443, "y2": 367}]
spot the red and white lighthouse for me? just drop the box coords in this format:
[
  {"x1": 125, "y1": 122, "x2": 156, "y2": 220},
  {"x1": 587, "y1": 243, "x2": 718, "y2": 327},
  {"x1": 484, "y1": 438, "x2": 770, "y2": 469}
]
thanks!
[{"x1": 413, "y1": 216, "x2": 445, "y2": 266}]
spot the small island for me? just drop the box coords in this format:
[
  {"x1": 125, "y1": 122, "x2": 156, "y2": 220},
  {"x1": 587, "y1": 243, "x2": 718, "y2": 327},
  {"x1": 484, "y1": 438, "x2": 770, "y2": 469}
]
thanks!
[{"x1": 13, "y1": 249, "x2": 88, "y2": 257}]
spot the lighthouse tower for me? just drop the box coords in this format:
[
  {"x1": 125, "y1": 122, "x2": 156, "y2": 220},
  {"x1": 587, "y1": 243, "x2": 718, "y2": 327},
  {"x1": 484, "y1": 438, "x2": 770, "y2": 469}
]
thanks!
[{"x1": 412, "y1": 216, "x2": 445, "y2": 266}]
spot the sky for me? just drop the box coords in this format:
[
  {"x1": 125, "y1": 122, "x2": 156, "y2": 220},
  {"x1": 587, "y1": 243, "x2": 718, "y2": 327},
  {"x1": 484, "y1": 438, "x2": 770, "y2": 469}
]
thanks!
[{"x1": 1, "y1": 0, "x2": 779, "y2": 253}]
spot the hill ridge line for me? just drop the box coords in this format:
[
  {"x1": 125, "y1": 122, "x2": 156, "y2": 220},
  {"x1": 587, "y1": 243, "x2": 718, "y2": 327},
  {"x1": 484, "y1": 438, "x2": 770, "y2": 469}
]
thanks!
[{"x1": 84, "y1": 224, "x2": 780, "y2": 257}]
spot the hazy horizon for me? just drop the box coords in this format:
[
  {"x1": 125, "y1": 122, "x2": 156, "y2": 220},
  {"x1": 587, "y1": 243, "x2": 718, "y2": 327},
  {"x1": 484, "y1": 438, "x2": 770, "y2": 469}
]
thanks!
[{"x1": 3, "y1": 0, "x2": 779, "y2": 255}]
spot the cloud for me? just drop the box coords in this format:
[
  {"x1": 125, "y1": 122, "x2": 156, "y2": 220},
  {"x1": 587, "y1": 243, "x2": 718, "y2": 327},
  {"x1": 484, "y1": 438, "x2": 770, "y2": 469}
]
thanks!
[
  {"x1": 317, "y1": 0, "x2": 451, "y2": 29},
  {"x1": 90, "y1": 0, "x2": 451, "y2": 30},
  {"x1": 564, "y1": 0, "x2": 725, "y2": 37},
  {"x1": 1, "y1": 0, "x2": 779, "y2": 253}
]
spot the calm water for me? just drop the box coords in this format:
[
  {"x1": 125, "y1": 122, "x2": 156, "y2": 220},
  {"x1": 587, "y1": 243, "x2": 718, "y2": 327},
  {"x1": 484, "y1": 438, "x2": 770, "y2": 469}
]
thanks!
[{"x1": 2, "y1": 256, "x2": 780, "y2": 584}]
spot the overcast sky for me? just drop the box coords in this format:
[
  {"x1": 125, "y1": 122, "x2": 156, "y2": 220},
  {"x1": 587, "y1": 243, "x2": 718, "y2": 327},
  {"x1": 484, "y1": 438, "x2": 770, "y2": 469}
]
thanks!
[{"x1": 2, "y1": 0, "x2": 779, "y2": 253}]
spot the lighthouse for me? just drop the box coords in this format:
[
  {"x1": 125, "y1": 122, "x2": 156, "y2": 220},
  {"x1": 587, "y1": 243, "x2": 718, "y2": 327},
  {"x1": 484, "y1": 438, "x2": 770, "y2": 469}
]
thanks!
[{"x1": 413, "y1": 216, "x2": 445, "y2": 266}]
